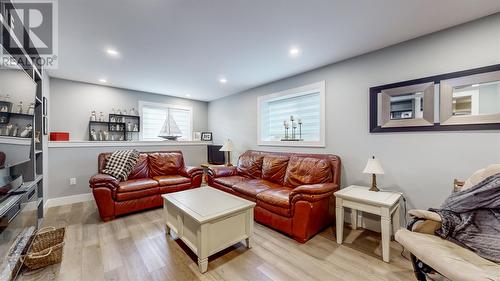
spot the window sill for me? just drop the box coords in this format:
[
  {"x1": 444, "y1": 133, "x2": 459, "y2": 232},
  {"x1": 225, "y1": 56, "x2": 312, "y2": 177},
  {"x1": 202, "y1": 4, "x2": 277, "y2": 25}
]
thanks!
[
  {"x1": 48, "y1": 140, "x2": 212, "y2": 148},
  {"x1": 258, "y1": 140, "x2": 325, "y2": 148}
]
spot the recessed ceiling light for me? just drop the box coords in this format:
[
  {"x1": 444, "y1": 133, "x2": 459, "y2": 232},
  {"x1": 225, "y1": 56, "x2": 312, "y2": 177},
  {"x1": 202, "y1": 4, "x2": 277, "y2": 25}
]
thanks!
[
  {"x1": 185, "y1": 94, "x2": 192, "y2": 98},
  {"x1": 106, "y1": 48, "x2": 120, "y2": 57},
  {"x1": 99, "y1": 78, "x2": 107, "y2": 83},
  {"x1": 289, "y1": 47, "x2": 300, "y2": 56},
  {"x1": 219, "y1": 77, "x2": 227, "y2": 84}
]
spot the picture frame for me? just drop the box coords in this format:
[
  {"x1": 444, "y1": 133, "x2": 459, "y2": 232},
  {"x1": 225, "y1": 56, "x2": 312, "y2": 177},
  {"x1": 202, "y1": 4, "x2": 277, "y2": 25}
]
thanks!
[
  {"x1": 193, "y1": 131, "x2": 201, "y2": 141},
  {"x1": 42, "y1": 97, "x2": 47, "y2": 116},
  {"x1": 201, "y1": 132, "x2": 212, "y2": 141}
]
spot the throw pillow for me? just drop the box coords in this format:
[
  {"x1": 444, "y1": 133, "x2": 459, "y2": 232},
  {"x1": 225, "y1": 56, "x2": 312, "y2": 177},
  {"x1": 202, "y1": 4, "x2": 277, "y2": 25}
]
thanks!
[{"x1": 102, "y1": 149, "x2": 140, "y2": 181}]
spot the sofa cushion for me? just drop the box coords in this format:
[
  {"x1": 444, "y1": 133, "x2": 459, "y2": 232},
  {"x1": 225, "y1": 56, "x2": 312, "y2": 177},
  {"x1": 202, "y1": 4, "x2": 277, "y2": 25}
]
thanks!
[
  {"x1": 261, "y1": 155, "x2": 289, "y2": 185},
  {"x1": 117, "y1": 178, "x2": 158, "y2": 193},
  {"x1": 214, "y1": 175, "x2": 249, "y2": 187},
  {"x1": 237, "y1": 152, "x2": 265, "y2": 179},
  {"x1": 116, "y1": 187, "x2": 159, "y2": 201},
  {"x1": 128, "y1": 153, "x2": 149, "y2": 180},
  {"x1": 284, "y1": 156, "x2": 332, "y2": 187},
  {"x1": 153, "y1": 175, "x2": 191, "y2": 186},
  {"x1": 395, "y1": 229, "x2": 500, "y2": 281},
  {"x1": 256, "y1": 187, "x2": 292, "y2": 208},
  {"x1": 232, "y1": 179, "x2": 281, "y2": 198},
  {"x1": 149, "y1": 152, "x2": 184, "y2": 176}
]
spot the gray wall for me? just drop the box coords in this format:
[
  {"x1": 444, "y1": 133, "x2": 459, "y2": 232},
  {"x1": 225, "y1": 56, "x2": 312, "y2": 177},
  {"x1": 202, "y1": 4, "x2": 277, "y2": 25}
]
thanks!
[
  {"x1": 47, "y1": 145, "x2": 207, "y2": 199},
  {"x1": 49, "y1": 78, "x2": 209, "y2": 140},
  {"x1": 208, "y1": 14, "x2": 500, "y2": 213}
]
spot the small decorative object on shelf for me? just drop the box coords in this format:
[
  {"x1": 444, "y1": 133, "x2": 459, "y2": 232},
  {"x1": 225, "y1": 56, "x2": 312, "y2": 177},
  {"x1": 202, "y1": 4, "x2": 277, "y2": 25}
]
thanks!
[
  {"x1": 281, "y1": 115, "x2": 303, "y2": 141},
  {"x1": 90, "y1": 110, "x2": 96, "y2": 121},
  {"x1": 35, "y1": 131, "x2": 41, "y2": 143},
  {"x1": 123, "y1": 109, "x2": 127, "y2": 115},
  {"x1": 133, "y1": 123, "x2": 138, "y2": 132},
  {"x1": 16, "y1": 101, "x2": 23, "y2": 113},
  {"x1": 110, "y1": 116, "x2": 116, "y2": 122},
  {"x1": 130, "y1": 107, "x2": 137, "y2": 115},
  {"x1": 90, "y1": 129, "x2": 97, "y2": 141},
  {"x1": 111, "y1": 108, "x2": 116, "y2": 114},
  {"x1": 26, "y1": 103, "x2": 35, "y2": 115},
  {"x1": 201, "y1": 132, "x2": 212, "y2": 141},
  {"x1": 158, "y1": 115, "x2": 182, "y2": 140},
  {"x1": 19, "y1": 124, "x2": 32, "y2": 138},
  {"x1": 4, "y1": 124, "x2": 12, "y2": 135},
  {"x1": 11, "y1": 124, "x2": 18, "y2": 136},
  {"x1": 98, "y1": 112, "x2": 104, "y2": 122},
  {"x1": 117, "y1": 109, "x2": 122, "y2": 115},
  {"x1": 193, "y1": 131, "x2": 201, "y2": 141}
]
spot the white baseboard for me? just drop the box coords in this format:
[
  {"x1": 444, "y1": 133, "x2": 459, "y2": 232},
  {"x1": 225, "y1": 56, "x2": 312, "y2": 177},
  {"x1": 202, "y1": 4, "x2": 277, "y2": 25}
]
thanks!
[{"x1": 44, "y1": 193, "x2": 93, "y2": 209}]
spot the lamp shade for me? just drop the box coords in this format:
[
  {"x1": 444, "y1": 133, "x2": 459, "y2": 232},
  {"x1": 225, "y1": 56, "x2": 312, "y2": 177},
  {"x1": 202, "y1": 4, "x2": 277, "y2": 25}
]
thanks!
[
  {"x1": 363, "y1": 156, "x2": 384, "y2": 175},
  {"x1": 219, "y1": 139, "x2": 233, "y2": 152}
]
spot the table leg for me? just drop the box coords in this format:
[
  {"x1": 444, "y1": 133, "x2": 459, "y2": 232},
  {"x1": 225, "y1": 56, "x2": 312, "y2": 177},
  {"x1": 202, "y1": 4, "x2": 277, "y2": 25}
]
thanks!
[
  {"x1": 198, "y1": 257, "x2": 208, "y2": 273},
  {"x1": 392, "y1": 205, "x2": 401, "y2": 238},
  {"x1": 351, "y1": 209, "x2": 358, "y2": 230},
  {"x1": 381, "y1": 213, "x2": 391, "y2": 262},
  {"x1": 336, "y1": 198, "x2": 344, "y2": 244},
  {"x1": 245, "y1": 237, "x2": 252, "y2": 249},
  {"x1": 165, "y1": 224, "x2": 171, "y2": 237}
]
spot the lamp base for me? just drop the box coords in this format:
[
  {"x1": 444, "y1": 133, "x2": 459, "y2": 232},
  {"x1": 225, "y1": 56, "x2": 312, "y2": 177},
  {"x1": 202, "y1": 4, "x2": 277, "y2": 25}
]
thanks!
[
  {"x1": 369, "y1": 174, "x2": 380, "y2": 192},
  {"x1": 224, "y1": 151, "x2": 232, "y2": 166}
]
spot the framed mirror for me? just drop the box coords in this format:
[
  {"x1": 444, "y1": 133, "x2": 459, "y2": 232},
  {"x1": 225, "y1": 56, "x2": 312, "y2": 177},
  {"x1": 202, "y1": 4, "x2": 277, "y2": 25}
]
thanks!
[
  {"x1": 370, "y1": 64, "x2": 500, "y2": 132},
  {"x1": 378, "y1": 82, "x2": 434, "y2": 128},
  {"x1": 440, "y1": 70, "x2": 500, "y2": 126}
]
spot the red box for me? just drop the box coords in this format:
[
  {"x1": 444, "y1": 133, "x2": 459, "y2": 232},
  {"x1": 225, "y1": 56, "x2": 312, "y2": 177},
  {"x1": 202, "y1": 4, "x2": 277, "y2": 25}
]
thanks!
[{"x1": 50, "y1": 132, "x2": 69, "y2": 141}]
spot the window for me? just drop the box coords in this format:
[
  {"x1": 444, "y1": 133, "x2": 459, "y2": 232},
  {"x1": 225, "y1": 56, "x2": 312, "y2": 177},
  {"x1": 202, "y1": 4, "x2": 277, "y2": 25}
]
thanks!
[
  {"x1": 258, "y1": 81, "x2": 325, "y2": 147},
  {"x1": 139, "y1": 101, "x2": 193, "y2": 140}
]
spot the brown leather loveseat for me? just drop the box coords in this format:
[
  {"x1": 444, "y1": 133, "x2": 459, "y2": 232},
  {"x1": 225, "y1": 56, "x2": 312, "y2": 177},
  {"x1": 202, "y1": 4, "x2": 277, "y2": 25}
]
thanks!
[
  {"x1": 207, "y1": 150, "x2": 341, "y2": 243},
  {"x1": 89, "y1": 151, "x2": 203, "y2": 221}
]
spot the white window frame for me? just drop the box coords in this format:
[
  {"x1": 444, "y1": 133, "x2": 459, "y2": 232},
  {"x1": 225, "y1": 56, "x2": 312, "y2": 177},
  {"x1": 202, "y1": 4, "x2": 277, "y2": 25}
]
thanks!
[
  {"x1": 138, "y1": 101, "x2": 193, "y2": 141},
  {"x1": 257, "y1": 81, "x2": 326, "y2": 147}
]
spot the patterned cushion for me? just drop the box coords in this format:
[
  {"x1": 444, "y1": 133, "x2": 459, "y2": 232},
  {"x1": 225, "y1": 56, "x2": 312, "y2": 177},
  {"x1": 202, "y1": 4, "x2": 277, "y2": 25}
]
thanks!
[{"x1": 102, "y1": 150, "x2": 140, "y2": 181}]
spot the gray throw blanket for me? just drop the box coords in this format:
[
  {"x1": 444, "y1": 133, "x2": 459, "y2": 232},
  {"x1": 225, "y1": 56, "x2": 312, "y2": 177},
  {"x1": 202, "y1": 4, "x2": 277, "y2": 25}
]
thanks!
[{"x1": 427, "y1": 173, "x2": 500, "y2": 262}]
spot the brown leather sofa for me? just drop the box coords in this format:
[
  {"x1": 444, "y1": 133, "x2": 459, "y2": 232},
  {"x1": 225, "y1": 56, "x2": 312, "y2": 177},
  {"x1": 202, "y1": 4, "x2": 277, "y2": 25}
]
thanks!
[
  {"x1": 207, "y1": 150, "x2": 341, "y2": 243},
  {"x1": 89, "y1": 151, "x2": 203, "y2": 221}
]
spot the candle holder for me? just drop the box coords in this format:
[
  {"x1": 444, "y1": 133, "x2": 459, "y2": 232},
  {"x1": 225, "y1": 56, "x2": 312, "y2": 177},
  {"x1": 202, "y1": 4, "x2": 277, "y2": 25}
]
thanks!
[{"x1": 281, "y1": 115, "x2": 303, "y2": 141}]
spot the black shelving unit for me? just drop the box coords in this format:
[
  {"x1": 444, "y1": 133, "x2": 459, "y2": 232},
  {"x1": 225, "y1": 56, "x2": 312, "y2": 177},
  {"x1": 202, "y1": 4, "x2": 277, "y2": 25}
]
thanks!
[{"x1": 88, "y1": 114, "x2": 140, "y2": 141}]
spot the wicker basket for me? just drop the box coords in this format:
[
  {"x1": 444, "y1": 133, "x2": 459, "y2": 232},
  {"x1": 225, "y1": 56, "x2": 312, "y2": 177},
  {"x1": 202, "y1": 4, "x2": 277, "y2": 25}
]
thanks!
[{"x1": 23, "y1": 227, "x2": 65, "y2": 271}]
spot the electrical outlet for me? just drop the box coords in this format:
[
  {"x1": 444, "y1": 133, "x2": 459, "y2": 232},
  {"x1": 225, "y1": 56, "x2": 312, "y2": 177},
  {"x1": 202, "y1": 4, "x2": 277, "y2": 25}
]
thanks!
[{"x1": 69, "y1": 178, "x2": 76, "y2": 185}]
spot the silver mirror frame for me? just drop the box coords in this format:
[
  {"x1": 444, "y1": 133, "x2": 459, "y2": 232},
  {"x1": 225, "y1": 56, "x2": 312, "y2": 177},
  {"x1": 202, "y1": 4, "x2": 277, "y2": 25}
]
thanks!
[
  {"x1": 378, "y1": 82, "x2": 434, "y2": 128},
  {"x1": 440, "y1": 70, "x2": 500, "y2": 126}
]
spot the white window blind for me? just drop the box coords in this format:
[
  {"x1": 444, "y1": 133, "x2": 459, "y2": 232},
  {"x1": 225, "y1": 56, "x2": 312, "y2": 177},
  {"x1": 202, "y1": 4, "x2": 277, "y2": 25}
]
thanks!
[
  {"x1": 140, "y1": 103, "x2": 192, "y2": 140},
  {"x1": 258, "y1": 81, "x2": 325, "y2": 147}
]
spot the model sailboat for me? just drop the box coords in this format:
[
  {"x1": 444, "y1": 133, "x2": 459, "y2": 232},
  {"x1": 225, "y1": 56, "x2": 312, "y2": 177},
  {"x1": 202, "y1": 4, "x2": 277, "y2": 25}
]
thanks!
[{"x1": 158, "y1": 115, "x2": 182, "y2": 140}]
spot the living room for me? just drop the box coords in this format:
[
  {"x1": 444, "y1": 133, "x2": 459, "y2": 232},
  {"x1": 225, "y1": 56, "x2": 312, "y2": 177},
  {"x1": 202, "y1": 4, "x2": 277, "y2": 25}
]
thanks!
[{"x1": 0, "y1": 1, "x2": 499, "y2": 280}]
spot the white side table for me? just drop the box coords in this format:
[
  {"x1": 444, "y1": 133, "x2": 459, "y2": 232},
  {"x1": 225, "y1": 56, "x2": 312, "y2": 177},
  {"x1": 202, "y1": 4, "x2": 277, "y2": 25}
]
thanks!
[{"x1": 334, "y1": 185, "x2": 402, "y2": 262}]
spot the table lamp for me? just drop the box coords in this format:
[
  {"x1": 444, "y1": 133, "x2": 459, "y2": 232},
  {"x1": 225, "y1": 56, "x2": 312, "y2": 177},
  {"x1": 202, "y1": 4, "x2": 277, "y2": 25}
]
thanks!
[
  {"x1": 219, "y1": 139, "x2": 233, "y2": 166},
  {"x1": 363, "y1": 156, "x2": 384, "y2": 192}
]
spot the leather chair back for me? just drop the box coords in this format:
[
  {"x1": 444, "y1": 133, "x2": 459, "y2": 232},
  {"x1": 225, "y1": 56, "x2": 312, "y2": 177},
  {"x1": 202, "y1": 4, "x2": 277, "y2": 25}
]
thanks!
[
  {"x1": 97, "y1": 151, "x2": 186, "y2": 178},
  {"x1": 237, "y1": 150, "x2": 341, "y2": 187}
]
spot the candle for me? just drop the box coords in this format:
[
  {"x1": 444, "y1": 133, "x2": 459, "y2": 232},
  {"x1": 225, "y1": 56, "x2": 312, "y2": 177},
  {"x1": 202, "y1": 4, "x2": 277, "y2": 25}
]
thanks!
[{"x1": 298, "y1": 118, "x2": 302, "y2": 124}]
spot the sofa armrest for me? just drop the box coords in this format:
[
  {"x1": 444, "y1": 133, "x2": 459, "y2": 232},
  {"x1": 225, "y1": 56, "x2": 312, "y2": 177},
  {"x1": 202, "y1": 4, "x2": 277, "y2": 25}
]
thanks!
[
  {"x1": 407, "y1": 209, "x2": 442, "y2": 235},
  {"x1": 207, "y1": 166, "x2": 238, "y2": 178},
  {"x1": 179, "y1": 166, "x2": 203, "y2": 178},
  {"x1": 89, "y1": 173, "x2": 119, "y2": 189},
  {"x1": 290, "y1": 183, "x2": 338, "y2": 203},
  {"x1": 291, "y1": 183, "x2": 338, "y2": 196},
  {"x1": 408, "y1": 209, "x2": 442, "y2": 222}
]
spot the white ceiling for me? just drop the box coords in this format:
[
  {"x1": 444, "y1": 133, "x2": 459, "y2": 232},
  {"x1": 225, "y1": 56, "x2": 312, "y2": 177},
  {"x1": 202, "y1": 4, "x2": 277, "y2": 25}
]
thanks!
[{"x1": 48, "y1": 0, "x2": 500, "y2": 101}]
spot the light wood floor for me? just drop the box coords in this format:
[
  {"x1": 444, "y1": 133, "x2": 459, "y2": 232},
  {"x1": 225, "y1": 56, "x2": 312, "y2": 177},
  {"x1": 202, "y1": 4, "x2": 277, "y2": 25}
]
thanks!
[{"x1": 19, "y1": 200, "x2": 415, "y2": 281}]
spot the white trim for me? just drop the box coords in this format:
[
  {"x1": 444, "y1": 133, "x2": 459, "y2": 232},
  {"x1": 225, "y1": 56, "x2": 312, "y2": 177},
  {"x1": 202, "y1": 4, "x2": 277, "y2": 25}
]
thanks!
[
  {"x1": 138, "y1": 100, "x2": 194, "y2": 141},
  {"x1": 44, "y1": 193, "x2": 94, "y2": 209},
  {"x1": 48, "y1": 140, "x2": 211, "y2": 148},
  {"x1": 257, "y1": 81, "x2": 326, "y2": 147}
]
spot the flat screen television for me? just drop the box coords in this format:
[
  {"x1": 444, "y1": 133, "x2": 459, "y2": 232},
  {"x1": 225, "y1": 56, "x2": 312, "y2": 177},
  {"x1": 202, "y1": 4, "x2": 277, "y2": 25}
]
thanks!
[
  {"x1": 207, "y1": 144, "x2": 225, "y2": 165},
  {"x1": 0, "y1": 52, "x2": 37, "y2": 170}
]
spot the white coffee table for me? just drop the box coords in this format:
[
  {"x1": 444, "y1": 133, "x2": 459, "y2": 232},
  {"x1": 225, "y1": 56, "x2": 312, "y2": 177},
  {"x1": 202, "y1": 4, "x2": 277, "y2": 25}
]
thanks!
[
  {"x1": 162, "y1": 187, "x2": 256, "y2": 273},
  {"x1": 334, "y1": 185, "x2": 402, "y2": 262}
]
